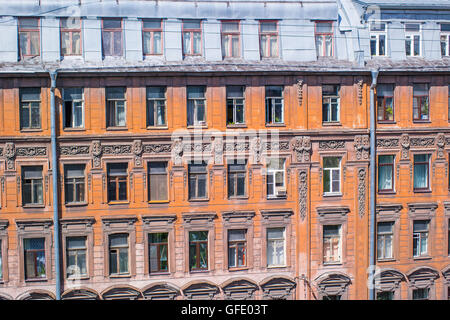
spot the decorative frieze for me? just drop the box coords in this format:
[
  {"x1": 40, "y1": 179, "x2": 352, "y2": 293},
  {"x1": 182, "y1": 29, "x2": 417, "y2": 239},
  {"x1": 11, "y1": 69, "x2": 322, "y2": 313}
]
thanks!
[
  {"x1": 263, "y1": 141, "x2": 290, "y2": 152},
  {"x1": 224, "y1": 142, "x2": 249, "y2": 152},
  {"x1": 354, "y1": 135, "x2": 370, "y2": 160},
  {"x1": 16, "y1": 147, "x2": 46, "y2": 157},
  {"x1": 376, "y1": 138, "x2": 399, "y2": 149},
  {"x1": 298, "y1": 170, "x2": 308, "y2": 221},
  {"x1": 410, "y1": 137, "x2": 435, "y2": 147},
  {"x1": 143, "y1": 143, "x2": 172, "y2": 154},
  {"x1": 59, "y1": 145, "x2": 90, "y2": 156},
  {"x1": 102, "y1": 145, "x2": 132, "y2": 155},
  {"x1": 358, "y1": 168, "x2": 367, "y2": 218},
  {"x1": 319, "y1": 140, "x2": 345, "y2": 150},
  {"x1": 291, "y1": 136, "x2": 311, "y2": 163},
  {"x1": 357, "y1": 78, "x2": 364, "y2": 105}
]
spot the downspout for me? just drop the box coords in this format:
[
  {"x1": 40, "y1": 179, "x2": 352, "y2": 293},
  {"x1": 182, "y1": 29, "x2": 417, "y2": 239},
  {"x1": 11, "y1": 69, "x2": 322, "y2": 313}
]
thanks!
[
  {"x1": 369, "y1": 68, "x2": 379, "y2": 300},
  {"x1": 49, "y1": 70, "x2": 61, "y2": 300}
]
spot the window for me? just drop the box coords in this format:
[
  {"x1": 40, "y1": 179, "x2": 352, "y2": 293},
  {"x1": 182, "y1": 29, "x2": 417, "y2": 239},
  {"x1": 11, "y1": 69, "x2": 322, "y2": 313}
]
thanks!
[
  {"x1": 106, "y1": 87, "x2": 126, "y2": 127},
  {"x1": 315, "y1": 21, "x2": 333, "y2": 57},
  {"x1": 228, "y1": 229, "x2": 246, "y2": 268},
  {"x1": 60, "y1": 17, "x2": 81, "y2": 56},
  {"x1": 413, "y1": 84, "x2": 429, "y2": 121},
  {"x1": 20, "y1": 88, "x2": 41, "y2": 130},
  {"x1": 148, "y1": 233, "x2": 168, "y2": 273},
  {"x1": 259, "y1": 21, "x2": 278, "y2": 58},
  {"x1": 109, "y1": 234, "x2": 129, "y2": 275},
  {"x1": 413, "y1": 220, "x2": 429, "y2": 257},
  {"x1": 412, "y1": 288, "x2": 429, "y2": 300},
  {"x1": 378, "y1": 155, "x2": 394, "y2": 192},
  {"x1": 377, "y1": 84, "x2": 394, "y2": 122},
  {"x1": 265, "y1": 86, "x2": 284, "y2": 124},
  {"x1": 102, "y1": 19, "x2": 122, "y2": 56},
  {"x1": 228, "y1": 160, "x2": 247, "y2": 198},
  {"x1": 377, "y1": 291, "x2": 394, "y2": 300},
  {"x1": 148, "y1": 162, "x2": 168, "y2": 202},
  {"x1": 63, "y1": 88, "x2": 84, "y2": 129},
  {"x1": 18, "y1": 18, "x2": 40, "y2": 57},
  {"x1": 221, "y1": 21, "x2": 240, "y2": 58},
  {"x1": 377, "y1": 222, "x2": 394, "y2": 260},
  {"x1": 322, "y1": 85, "x2": 340, "y2": 123},
  {"x1": 107, "y1": 163, "x2": 128, "y2": 202},
  {"x1": 413, "y1": 154, "x2": 430, "y2": 191},
  {"x1": 267, "y1": 227, "x2": 285, "y2": 267},
  {"x1": 370, "y1": 22, "x2": 386, "y2": 56},
  {"x1": 405, "y1": 23, "x2": 421, "y2": 57},
  {"x1": 448, "y1": 85, "x2": 450, "y2": 121},
  {"x1": 24, "y1": 238, "x2": 46, "y2": 280},
  {"x1": 66, "y1": 236, "x2": 87, "y2": 278},
  {"x1": 323, "y1": 295, "x2": 341, "y2": 300},
  {"x1": 266, "y1": 158, "x2": 286, "y2": 198},
  {"x1": 189, "y1": 231, "x2": 208, "y2": 271},
  {"x1": 142, "y1": 19, "x2": 162, "y2": 55},
  {"x1": 22, "y1": 166, "x2": 43, "y2": 206},
  {"x1": 146, "y1": 87, "x2": 166, "y2": 127},
  {"x1": 441, "y1": 24, "x2": 450, "y2": 57},
  {"x1": 323, "y1": 225, "x2": 341, "y2": 263},
  {"x1": 187, "y1": 86, "x2": 206, "y2": 126},
  {"x1": 183, "y1": 20, "x2": 202, "y2": 56},
  {"x1": 323, "y1": 157, "x2": 341, "y2": 195},
  {"x1": 64, "y1": 164, "x2": 85, "y2": 204},
  {"x1": 226, "y1": 86, "x2": 245, "y2": 125},
  {"x1": 188, "y1": 162, "x2": 208, "y2": 200},
  {"x1": 448, "y1": 219, "x2": 450, "y2": 256},
  {"x1": 0, "y1": 240, "x2": 2, "y2": 280}
]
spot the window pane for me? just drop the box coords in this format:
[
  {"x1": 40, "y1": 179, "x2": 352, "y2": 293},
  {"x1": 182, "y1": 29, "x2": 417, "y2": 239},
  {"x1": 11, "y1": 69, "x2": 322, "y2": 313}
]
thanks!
[
  {"x1": 103, "y1": 19, "x2": 121, "y2": 29},
  {"x1": 183, "y1": 20, "x2": 201, "y2": 29},
  {"x1": 316, "y1": 22, "x2": 333, "y2": 33},
  {"x1": 261, "y1": 22, "x2": 277, "y2": 32},
  {"x1": 143, "y1": 20, "x2": 161, "y2": 29},
  {"x1": 110, "y1": 234, "x2": 128, "y2": 247},
  {"x1": 222, "y1": 21, "x2": 239, "y2": 32},
  {"x1": 229, "y1": 229, "x2": 246, "y2": 241}
]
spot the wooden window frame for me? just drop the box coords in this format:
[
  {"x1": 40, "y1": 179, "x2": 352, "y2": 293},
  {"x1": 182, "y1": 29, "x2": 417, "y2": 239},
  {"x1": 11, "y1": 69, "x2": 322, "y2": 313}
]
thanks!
[
  {"x1": 376, "y1": 221, "x2": 394, "y2": 260},
  {"x1": 60, "y1": 17, "x2": 82, "y2": 56},
  {"x1": 413, "y1": 154, "x2": 430, "y2": 192},
  {"x1": 315, "y1": 21, "x2": 334, "y2": 57},
  {"x1": 405, "y1": 23, "x2": 421, "y2": 57},
  {"x1": 23, "y1": 238, "x2": 47, "y2": 280},
  {"x1": 182, "y1": 20, "x2": 202, "y2": 56},
  {"x1": 188, "y1": 162, "x2": 208, "y2": 200},
  {"x1": 227, "y1": 229, "x2": 247, "y2": 269},
  {"x1": 322, "y1": 85, "x2": 340, "y2": 123},
  {"x1": 106, "y1": 163, "x2": 128, "y2": 203},
  {"x1": 266, "y1": 158, "x2": 286, "y2": 199},
  {"x1": 370, "y1": 22, "x2": 387, "y2": 56},
  {"x1": 186, "y1": 86, "x2": 207, "y2": 127},
  {"x1": 412, "y1": 220, "x2": 429, "y2": 258},
  {"x1": 189, "y1": 230, "x2": 209, "y2": 271},
  {"x1": 266, "y1": 227, "x2": 286, "y2": 267},
  {"x1": 322, "y1": 224, "x2": 342, "y2": 264},
  {"x1": 142, "y1": 19, "x2": 163, "y2": 56},
  {"x1": 227, "y1": 160, "x2": 247, "y2": 199},
  {"x1": 265, "y1": 86, "x2": 284, "y2": 125},
  {"x1": 259, "y1": 20, "x2": 279, "y2": 58},
  {"x1": 64, "y1": 164, "x2": 86, "y2": 205},
  {"x1": 102, "y1": 18, "x2": 123, "y2": 57},
  {"x1": 20, "y1": 88, "x2": 41, "y2": 130},
  {"x1": 21, "y1": 166, "x2": 44, "y2": 207},
  {"x1": 62, "y1": 88, "x2": 85, "y2": 129},
  {"x1": 377, "y1": 155, "x2": 395, "y2": 193},
  {"x1": 147, "y1": 161, "x2": 169, "y2": 203},
  {"x1": 148, "y1": 232, "x2": 169, "y2": 273},
  {"x1": 65, "y1": 236, "x2": 88, "y2": 279},
  {"x1": 146, "y1": 86, "x2": 167, "y2": 128},
  {"x1": 221, "y1": 20, "x2": 241, "y2": 58},
  {"x1": 18, "y1": 17, "x2": 40, "y2": 58},
  {"x1": 108, "y1": 233, "x2": 130, "y2": 276},
  {"x1": 323, "y1": 157, "x2": 341, "y2": 195},
  {"x1": 106, "y1": 87, "x2": 127, "y2": 128},
  {"x1": 226, "y1": 86, "x2": 245, "y2": 126},
  {"x1": 412, "y1": 84, "x2": 430, "y2": 121},
  {"x1": 376, "y1": 85, "x2": 395, "y2": 123}
]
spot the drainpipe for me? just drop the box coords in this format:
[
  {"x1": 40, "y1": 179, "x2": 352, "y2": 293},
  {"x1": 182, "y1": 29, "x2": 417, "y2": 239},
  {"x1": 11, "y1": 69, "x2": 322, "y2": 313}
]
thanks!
[
  {"x1": 49, "y1": 70, "x2": 61, "y2": 300},
  {"x1": 369, "y1": 69, "x2": 379, "y2": 300}
]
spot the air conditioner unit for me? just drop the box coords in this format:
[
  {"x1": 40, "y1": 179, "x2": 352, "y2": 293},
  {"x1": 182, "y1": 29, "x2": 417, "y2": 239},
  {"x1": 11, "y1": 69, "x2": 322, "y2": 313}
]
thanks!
[{"x1": 275, "y1": 187, "x2": 287, "y2": 197}]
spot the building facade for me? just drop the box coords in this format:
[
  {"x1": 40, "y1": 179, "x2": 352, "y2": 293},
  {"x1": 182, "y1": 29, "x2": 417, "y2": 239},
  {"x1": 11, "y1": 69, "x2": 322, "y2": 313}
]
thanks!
[{"x1": 0, "y1": 0, "x2": 447, "y2": 300}]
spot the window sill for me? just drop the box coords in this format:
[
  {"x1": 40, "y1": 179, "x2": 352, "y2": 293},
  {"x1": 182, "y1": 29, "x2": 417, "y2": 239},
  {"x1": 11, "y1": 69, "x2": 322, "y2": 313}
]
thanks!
[
  {"x1": 227, "y1": 124, "x2": 247, "y2": 128},
  {"x1": 148, "y1": 272, "x2": 170, "y2": 276},
  {"x1": 413, "y1": 255, "x2": 432, "y2": 261},
  {"x1": 228, "y1": 196, "x2": 249, "y2": 201},
  {"x1": 267, "y1": 265, "x2": 288, "y2": 269},
  {"x1": 189, "y1": 269, "x2": 210, "y2": 274},
  {"x1": 23, "y1": 204, "x2": 45, "y2": 209},
  {"x1": 323, "y1": 193, "x2": 342, "y2": 198},
  {"x1": 147, "y1": 126, "x2": 168, "y2": 130},
  {"x1": 106, "y1": 127, "x2": 128, "y2": 131},
  {"x1": 378, "y1": 191, "x2": 396, "y2": 195},
  {"x1": 323, "y1": 262, "x2": 342, "y2": 266},
  {"x1": 25, "y1": 278, "x2": 48, "y2": 283},
  {"x1": 413, "y1": 189, "x2": 432, "y2": 194},
  {"x1": 65, "y1": 202, "x2": 88, "y2": 207},
  {"x1": 265, "y1": 123, "x2": 285, "y2": 127},
  {"x1": 63, "y1": 127, "x2": 86, "y2": 132},
  {"x1": 20, "y1": 129, "x2": 43, "y2": 133},
  {"x1": 67, "y1": 276, "x2": 89, "y2": 281},
  {"x1": 109, "y1": 274, "x2": 131, "y2": 279},
  {"x1": 108, "y1": 201, "x2": 130, "y2": 205},
  {"x1": 377, "y1": 258, "x2": 396, "y2": 263},
  {"x1": 187, "y1": 125, "x2": 208, "y2": 129},
  {"x1": 228, "y1": 267, "x2": 249, "y2": 272},
  {"x1": 412, "y1": 120, "x2": 431, "y2": 124},
  {"x1": 322, "y1": 122, "x2": 342, "y2": 127},
  {"x1": 148, "y1": 200, "x2": 169, "y2": 204},
  {"x1": 188, "y1": 198, "x2": 210, "y2": 202},
  {"x1": 377, "y1": 121, "x2": 396, "y2": 124},
  {"x1": 267, "y1": 196, "x2": 287, "y2": 200}
]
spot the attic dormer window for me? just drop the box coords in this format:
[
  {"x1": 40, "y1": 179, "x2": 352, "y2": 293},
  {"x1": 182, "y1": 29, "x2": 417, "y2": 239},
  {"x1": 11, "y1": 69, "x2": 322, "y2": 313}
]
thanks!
[
  {"x1": 315, "y1": 21, "x2": 333, "y2": 57},
  {"x1": 259, "y1": 21, "x2": 279, "y2": 58},
  {"x1": 182, "y1": 20, "x2": 202, "y2": 56},
  {"x1": 405, "y1": 23, "x2": 421, "y2": 57},
  {"x1": 440, "y1": 23, "x2": 450, "y2": 57},
  {"x1": 370, "y1": 22, "x2": 386, "y2": 56}
]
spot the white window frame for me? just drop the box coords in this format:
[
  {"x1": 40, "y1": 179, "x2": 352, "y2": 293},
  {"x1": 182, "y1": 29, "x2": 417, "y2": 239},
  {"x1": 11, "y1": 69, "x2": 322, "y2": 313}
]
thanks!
[
  {"x1": 266, "y1": 158, "x2": 286, "y2": 198},
  {"x1": 370, "y1": 22, "x2": 387, "y2": 56},
  {"x1": 323, "y1": 157, "x2": 341, "y2": 195},
  {"x1": 266, "y1": 227, "x2": 286, "y2": 267},
  {"x1": 405, "y1": 23, "x2": 422, "y2": 57},
  {"x1": 441, "y1": 24, "x2": 450, "y2": 57},
  {"x1": 413, "y1": 220, "x2": 429, "y2": 258},
  {"x1": 62, "y1": 88, "x2": 85, "y2": 129},
  {"x1": 323, "y1": 224, "x2": 342, "y2": 264}
]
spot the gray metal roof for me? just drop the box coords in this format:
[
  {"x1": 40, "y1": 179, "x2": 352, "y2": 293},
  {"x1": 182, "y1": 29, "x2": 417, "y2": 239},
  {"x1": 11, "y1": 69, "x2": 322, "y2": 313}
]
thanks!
[{"x1": 354, "y1": 0, "x2": 450, "y2": 8}]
